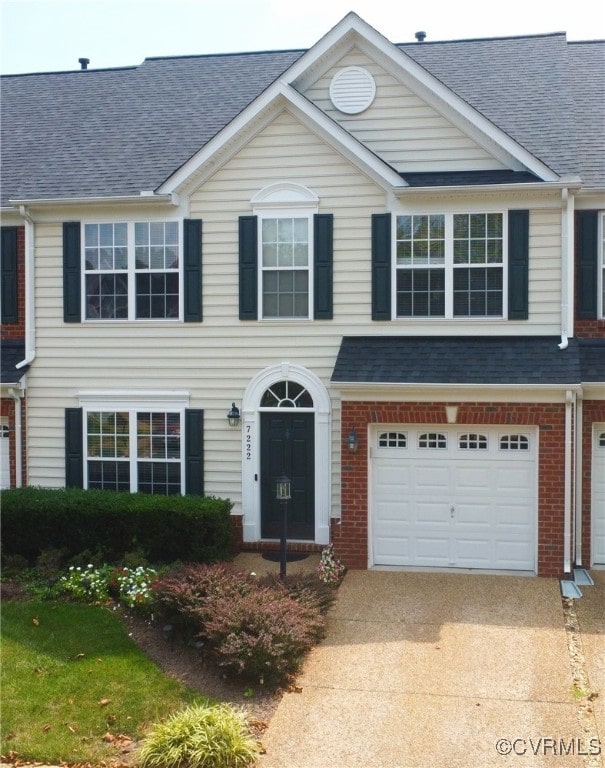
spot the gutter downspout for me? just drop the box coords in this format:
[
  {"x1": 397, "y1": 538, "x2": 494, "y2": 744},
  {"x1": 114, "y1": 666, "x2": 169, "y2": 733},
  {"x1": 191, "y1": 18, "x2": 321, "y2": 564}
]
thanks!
[
  {"x1": 16, "y1": 205, "x2": 35, "y2": 369},
  {"x1": 558, "y1": 187, "x2": 574, "y2": 350},
  {"x1": 574, "y1": 392, "x2": 583, "y2": 566},
  {"x1": 7, "y1": 386, "x2": 23, "y2": 487},
  {"x1": 563, "y1": 390, "x2": 574, "y2": 575}
]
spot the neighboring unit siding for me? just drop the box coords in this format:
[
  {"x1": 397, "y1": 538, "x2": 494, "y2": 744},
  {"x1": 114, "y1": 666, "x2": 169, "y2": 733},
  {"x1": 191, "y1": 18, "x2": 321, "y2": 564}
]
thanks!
[
  {"x1": 303, "y1": 48, "x2": 507, "y2": 173},
  {"x1": 24, "y1": 111, "x2": 564, "y2": 509}
]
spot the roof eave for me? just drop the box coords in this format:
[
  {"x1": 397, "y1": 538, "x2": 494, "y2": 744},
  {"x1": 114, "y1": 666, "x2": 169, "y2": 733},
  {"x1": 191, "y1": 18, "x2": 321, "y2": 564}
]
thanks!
[
  {"x1": 8, "y1": 193, "x2": 178, "y2": 209},
  {"x1": 394, "y1": 179, "x2": 582, "y2": 196}
]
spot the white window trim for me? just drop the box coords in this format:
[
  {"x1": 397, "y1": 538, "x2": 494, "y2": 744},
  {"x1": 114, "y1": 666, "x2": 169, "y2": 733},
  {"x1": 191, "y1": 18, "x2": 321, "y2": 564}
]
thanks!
[
  {"x1": 81, "y1": 218, "x2": 183, "y2": 322},
  {"x1": 78, "y1": 390, "x2": 190, "y2": 494},
  {"x1": 391, "y1": 209, "x2": 509, "y2": 321},
  {"x1": 252, "y1": 183, "x2": 319, "y2": 322}
]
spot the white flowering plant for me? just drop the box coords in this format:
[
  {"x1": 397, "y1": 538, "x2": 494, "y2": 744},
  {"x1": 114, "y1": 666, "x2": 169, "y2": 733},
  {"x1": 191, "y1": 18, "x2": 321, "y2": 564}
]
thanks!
[
  {"x1": 59, "y1": 564, "x2": 113, "y2": 604},
  {"x1": 59, "y1": 563, "x2": 159, "y2": 610},
  {"x1": 316, "y1": 544, "x2": 346, "y2": 586}
]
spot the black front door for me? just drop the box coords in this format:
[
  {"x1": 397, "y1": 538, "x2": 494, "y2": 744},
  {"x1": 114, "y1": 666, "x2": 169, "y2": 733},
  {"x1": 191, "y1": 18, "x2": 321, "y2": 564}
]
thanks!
[{"x1": 260, "y1": 412, "x2": 314, "y2": 540}]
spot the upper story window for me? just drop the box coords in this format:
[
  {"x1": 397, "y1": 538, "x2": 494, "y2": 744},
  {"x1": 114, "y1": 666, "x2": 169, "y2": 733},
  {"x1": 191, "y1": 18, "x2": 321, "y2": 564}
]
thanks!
[
  {"x1": 261, "y1": 216, "x2": 311, "y2": 318},
  {"x1": 83, "y1": 221, "x2": 180, "y2": 320},
  {"x1": 395, "y1": 212, "x2": 504, "y2": 318}
]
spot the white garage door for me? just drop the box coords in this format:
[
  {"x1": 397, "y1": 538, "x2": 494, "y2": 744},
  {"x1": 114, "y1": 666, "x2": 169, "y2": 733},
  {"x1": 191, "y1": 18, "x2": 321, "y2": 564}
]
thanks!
[
  {"x1": 371, "y1": 426, "x2": 537, "y2": 571},
  {"x1": 592, "y1": 425, "x2": 605, "y2": 566}
]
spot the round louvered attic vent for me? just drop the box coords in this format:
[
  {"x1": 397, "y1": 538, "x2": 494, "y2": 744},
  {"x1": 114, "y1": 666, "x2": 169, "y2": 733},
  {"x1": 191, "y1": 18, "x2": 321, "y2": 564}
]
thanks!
[{"x1": 329, "y1": 66, "x2": 376, "y2": 114}]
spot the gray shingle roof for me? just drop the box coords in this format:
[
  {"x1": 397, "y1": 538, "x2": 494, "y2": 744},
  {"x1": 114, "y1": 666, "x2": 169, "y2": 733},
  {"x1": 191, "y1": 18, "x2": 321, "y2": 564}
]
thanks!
[
  {"x1": 0, "y1": 50, "x2": 303, "y2": 205},
  {"x1": 331, "y1": 336, "x2": 583, "y2": 385},
  {"x1": 1, "y1": 31, "x2": 603, "y2": 207},
  {"x1": 578, "y1": 339, "x2": 605, "y2": 382}
]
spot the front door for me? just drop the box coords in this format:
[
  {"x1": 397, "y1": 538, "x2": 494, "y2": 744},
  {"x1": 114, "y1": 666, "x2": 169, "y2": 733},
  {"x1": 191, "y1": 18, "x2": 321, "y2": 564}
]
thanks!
[{"x1": 261, "y1": 412, "x2": 314, "y2": 539}]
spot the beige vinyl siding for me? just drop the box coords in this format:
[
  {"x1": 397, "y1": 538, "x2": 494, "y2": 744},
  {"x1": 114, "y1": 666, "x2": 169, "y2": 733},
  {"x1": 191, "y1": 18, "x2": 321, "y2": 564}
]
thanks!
[
  {"x1": 25, "y1": 111, "x2": 562, "y2": 513},
  {"x1": 303, "y1": 48, "x2": 506, "y2": 173}
]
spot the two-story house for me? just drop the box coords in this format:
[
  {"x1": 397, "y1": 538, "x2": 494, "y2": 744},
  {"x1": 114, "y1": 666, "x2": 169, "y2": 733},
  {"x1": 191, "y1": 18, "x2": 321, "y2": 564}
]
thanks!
[{"x1": 1, "y1": 13, "x2": 603, "y2": 577}]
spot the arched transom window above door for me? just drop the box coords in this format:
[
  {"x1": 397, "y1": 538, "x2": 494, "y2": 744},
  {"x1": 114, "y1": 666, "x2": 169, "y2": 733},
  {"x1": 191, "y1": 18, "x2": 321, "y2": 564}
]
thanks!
[{"x1": 260, "y1": 380, "x2": 314, "y2": 408}]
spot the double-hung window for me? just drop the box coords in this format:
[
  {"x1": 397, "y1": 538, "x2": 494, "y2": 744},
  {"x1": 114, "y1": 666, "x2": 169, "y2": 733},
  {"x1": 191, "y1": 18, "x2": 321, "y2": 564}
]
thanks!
[
  {"x1": 260, "y1": 214, "x2": 312, "y2": 318},
  {"x1": 85, "y1": 408, "x2": 183, "y2": 494},
  {"x1": 396, "y1": 211, "x2": 505, "y2": 318},
  {"x1": 84, "y1": 221, "x2": 180, "y2": 320}
]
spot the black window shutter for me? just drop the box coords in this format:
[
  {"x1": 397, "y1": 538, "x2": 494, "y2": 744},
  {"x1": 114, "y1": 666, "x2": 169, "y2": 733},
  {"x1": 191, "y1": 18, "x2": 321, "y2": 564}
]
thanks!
[
  {"x1": 508, "y1": 209, "x2": 529, "y2": 320},
  {"x1": 65, "y1": 408, "x2": 84, "y2": 488},
  {"x1": 239, "y1": 216, "x2": 258, "y2": 320},
  {"x1": 314, "y1": 213, "x2": 333, "y2": 319},
  {"x1": 372, "y1": 213, "x2": 392, "y2": 320},
  {"x1": 185, "y1": 409, "x2": 204, "y2": 496},
  {"x1": 576, "y1": 211, "x2": 598, "y2": 320},
  {"x1": 183, "y1": 218, "x2": 202, "y2": 322},
  {"x1": 1, "y1": 227, "x2": 18, "y2": 324},
  {"x1": 63, "y1": 222, "x2": 81, "y2": 322}
]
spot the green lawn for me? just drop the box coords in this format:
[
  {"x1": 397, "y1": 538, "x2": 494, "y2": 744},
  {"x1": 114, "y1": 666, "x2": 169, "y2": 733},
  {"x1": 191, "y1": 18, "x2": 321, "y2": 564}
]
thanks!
[{"x1": 1, "y1": 601, "x2": 208, "y2": 763}]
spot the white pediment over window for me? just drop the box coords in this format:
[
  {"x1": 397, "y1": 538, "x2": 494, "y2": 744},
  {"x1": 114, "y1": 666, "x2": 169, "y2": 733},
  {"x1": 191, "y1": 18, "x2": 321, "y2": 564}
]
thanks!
[{"x1": 251, "y1": 182, "x2": 319, "y2": 208}]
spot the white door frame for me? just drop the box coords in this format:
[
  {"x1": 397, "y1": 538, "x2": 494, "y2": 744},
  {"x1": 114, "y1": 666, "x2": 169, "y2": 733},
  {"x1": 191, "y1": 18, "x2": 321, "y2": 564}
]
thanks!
[
  {"x1": 241, "y1": 363, "x2": 331, "y2": 544},
  {"x1": 591, "y1": 423, "x2": 605, "y2": 567}
]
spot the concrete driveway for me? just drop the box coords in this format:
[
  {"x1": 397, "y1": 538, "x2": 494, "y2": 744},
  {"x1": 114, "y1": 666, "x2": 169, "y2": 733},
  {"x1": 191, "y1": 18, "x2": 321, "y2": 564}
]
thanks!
[{"x1": 256, "y1": 569, "x2": 604, "y2": 768}]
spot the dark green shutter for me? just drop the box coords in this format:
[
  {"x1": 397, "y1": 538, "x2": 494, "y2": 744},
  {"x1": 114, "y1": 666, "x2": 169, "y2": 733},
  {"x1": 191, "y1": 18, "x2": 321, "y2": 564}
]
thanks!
[
  {"x1": 65, "y1": 408, "x2": 84, "y2": 488},
  {"x1": 1, "y1": 227, "x2": 18, "y2": 324},
  {"x1": 185, "y1": 409, "x2": 204, "y2": 496},
  {"x1": 314, "y1": 213, "x2": 333, "y2": 319},
  {"x1": 239, "y1": 216, "x2": 258, "y2": 320},
  {"x1": 63, "y1": 222, "x2": 81, "y2": 322},
  {"x1": 576, "y1": 211, "x2": 598, "y2": 320},
  {"x1": 183, "y1": 218, "x2": 202, "y2": 321},
  {"x1": 372, "y1": 213, "x2": 392, "y2": 320},
  {"x1": 507, "y1": 210, "x2": 529, "y2": 320}
]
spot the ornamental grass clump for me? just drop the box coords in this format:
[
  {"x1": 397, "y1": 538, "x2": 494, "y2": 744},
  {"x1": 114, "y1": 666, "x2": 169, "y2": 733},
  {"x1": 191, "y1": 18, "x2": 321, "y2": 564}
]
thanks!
[{"x1": 137, "y1": 702, "x2": 259, "y2": 768}]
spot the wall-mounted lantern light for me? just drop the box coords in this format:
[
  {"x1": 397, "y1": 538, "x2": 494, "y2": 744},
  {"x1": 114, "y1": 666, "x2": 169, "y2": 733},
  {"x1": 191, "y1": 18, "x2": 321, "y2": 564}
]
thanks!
[
  {"x1": 347, "y1": 427, "x2": 358, "y2": 453},
  {"x1": 227, "y1": 403, "x2": 240, "y2": 427}
]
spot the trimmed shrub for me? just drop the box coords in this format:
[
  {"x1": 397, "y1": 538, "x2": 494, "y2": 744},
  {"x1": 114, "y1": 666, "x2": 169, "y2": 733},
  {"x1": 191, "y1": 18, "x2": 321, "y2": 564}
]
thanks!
[
  {"x1": 138, "y1": 702, "x2": 259, "y2": 768},
  {"x1": 152, "y1": 564, "x2": 329, "y2": 687},
  {"x1": 152, "y1": 563, "x2": 251, "y2": 635},
  {"x1": 202, "y1": 584, "x2": 325, "y2": 685},
  {"x1": 0, "y1": 487, "x2": 233, "y2": 565}
]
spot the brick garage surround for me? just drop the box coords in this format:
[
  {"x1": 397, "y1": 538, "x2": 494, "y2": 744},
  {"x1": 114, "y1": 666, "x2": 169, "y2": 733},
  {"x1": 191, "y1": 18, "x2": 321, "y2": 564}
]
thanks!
[
  {"x1": 332, "y1": 401, "x2": 567, "y2": 578},
  {"x1": 581, "y1": 400, "x2": 605, "y2": 567}
]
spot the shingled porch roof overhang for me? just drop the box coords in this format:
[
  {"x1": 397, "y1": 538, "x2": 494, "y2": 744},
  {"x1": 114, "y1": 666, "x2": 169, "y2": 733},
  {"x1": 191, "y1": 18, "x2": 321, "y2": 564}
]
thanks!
[{"x1": 331, "y1": 336, "x2": 587, "y2": 387}]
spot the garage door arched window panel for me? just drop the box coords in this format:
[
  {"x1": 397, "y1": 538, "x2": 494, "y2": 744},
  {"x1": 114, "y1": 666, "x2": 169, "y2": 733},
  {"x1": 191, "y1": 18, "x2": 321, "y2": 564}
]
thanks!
[
  {"x1": 418, "y1": 432, "x2": 447, "y2": 449},
  {"x1": 599, "y1": 432, "x2": 605, "y2": 447},
  {"x1": 458, "y1": 433, "x2": 488, "y2": 450},
  {"x1": 499, "y1": 434, "x2": 530, "y2": 451},
  {"x1": 260, "y1": 380, "x2": 313, "y2": 409},
  {"x1": 378, "y1": 431, "x2": 407, "y2": 448}
]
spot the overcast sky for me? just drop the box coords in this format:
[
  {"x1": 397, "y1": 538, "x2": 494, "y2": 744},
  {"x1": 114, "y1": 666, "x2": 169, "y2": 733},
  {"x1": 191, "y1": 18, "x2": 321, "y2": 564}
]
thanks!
[{"x1": 1, "y1": 0, "x2": 604, "y2": 75}]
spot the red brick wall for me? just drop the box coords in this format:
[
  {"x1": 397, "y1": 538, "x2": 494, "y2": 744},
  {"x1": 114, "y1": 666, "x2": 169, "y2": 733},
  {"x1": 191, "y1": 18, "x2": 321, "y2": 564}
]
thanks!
[
  {"x1": 1, "y1": 226, "x2": 26, "y2": 340},
  {"x1": 581, "y1": 401, "x2": 605, "y2": 567},
  {"x1": 575, "y1": 320, "x2": 605, "y2": 339},
  {"x1": 0, "y1": 395, "x2": 27, "y2": 488},
  {"x1": 332, "y1": 401, "x2": 567, "y2": 577}
]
